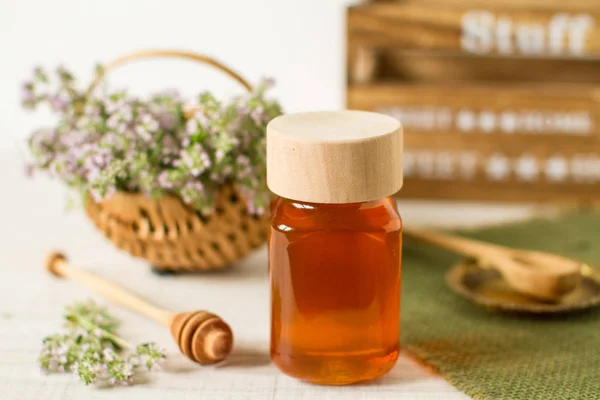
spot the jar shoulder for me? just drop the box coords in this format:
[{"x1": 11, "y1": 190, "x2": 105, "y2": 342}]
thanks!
[{"x1": 269, "y1": 196, "x2": 402, "y2": 233}]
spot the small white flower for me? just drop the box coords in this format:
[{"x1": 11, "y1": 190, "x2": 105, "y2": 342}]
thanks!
[
  {"x1": 103, "y1": 348, "x2": 115, "y2": 362},
  {"x1": 186, "y1": 118, "x2": 197, "y2": 134},
  {"x1": 124, "y1": 362, "x2": 133, "y2": 375},
  {"x1": 106, "y1": 115, "x2": 119, "y2": 129},
  {"x1": 84, "y1": 104, "x2": 95, "y2": 115},
  {"x1": 143, "y1": 116, "x2": 159, "y2": 131}
]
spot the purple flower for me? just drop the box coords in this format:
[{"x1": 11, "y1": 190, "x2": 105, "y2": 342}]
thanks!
[
  {"x1": 22, "y1": 63, "x2": 281, "y2": 218},
  {"x1": 83, "y1": 103, "x2": 96, "y2": 115},
  {"x1": 236, "y1": 104, "x2": 250, "y2": 115},
  {"x1": 24, "y1": 164, "x2": 35, "y2": 178},
  {"x1": 185, "y1": 119, "x2": 198, "y2": 135},
  {"x1": 161, "y1": 135, "x2": 178, "y2": 155},
  {"x1": 50, "y1": 92, "x2": 70, "y2": 112},
  {"x1": 106, "y1": 114, "x2": 120, "y2": 129},
  {"x1": 200, "y1": 152, "x2": 211, "y2": 168},
  {"x1": 104, "y1": 98, "x2": 124, "y2": 114},
  {"x1": 134, "y1": 126, "x2": 152, "y2": 142},
  {"x1": 21, "y1": 84, "x2": 36, "y2": 103},
  {"x1": 210, "y1": 172, "x2": 221, "y2": 182},
  {"x1": 181, "y1": 150, "x2": 194, "y2": 168},
  {"x1": 139, "y1": 113, "x2": 159, "y2": 131},
  {"x1": 236, "y1": 155, "x2": 249, "y2": 166},
  {"x1": 250, "y1": 106, "x2": 264, "y2": 124},
  {"x1": 157, "y1": 112, "x2": 177, "y2": 131},
  {"x1": 157, "y1": 171, "x2": 173, "y2": 189},
  {"x1": 103, "y1": 348, "x2": 115, "y2": 362},
  {"x1": 262, "y1": 77, "x2": 275, "y2": 89}
]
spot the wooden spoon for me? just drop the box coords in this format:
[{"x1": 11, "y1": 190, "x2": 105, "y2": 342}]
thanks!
[
  {"x1": 404, "y1": 227, "x2": 583, "y2": 301},
  {"x1": 45, "y1": 252, "x2": 233, "y2": 365}
]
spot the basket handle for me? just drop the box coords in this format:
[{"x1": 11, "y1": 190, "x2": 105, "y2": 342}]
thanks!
[{"x1": 86, "y1": 49, "x2": 253, "y2": 97}]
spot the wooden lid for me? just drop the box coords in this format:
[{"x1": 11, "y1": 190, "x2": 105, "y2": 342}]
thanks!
[{"x1": 267, "y1": 110, "x2": 403, "y2": 203}]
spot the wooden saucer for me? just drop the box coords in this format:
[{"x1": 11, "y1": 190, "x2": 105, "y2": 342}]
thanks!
[{"x1": 446, "y1": 258, "x2": 600, "y2": 314}]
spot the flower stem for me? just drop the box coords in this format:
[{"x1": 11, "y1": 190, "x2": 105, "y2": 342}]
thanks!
[{"x1": 75, "y1": 315, "x2": 132, "y2": 350}]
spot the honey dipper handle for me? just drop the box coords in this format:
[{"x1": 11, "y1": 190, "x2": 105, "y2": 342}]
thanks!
[
  {"x1": 46, "y1": 252, "x2": 173, "y2": 327},
  {"x1": 403, "y1": 227, "x2": 507, "y2": 259}
]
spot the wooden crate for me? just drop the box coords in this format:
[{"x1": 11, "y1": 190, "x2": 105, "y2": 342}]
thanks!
[{"x1": 347, "y1": 1, "x2": 600, "y2": 204}]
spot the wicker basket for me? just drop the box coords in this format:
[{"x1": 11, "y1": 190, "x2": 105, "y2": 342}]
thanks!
[{"x1": 84, "y1": 50, "x2": 269, "y2": 272}]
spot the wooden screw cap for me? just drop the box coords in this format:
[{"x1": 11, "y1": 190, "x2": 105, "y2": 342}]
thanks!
[{"x1": 266, "y1": 110, "x2": 403, "y2": 204}]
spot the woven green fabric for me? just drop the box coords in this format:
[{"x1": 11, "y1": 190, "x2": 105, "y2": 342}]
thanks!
[{"x1": 400, "y1": 212, "x2": 600, "y2": 400}]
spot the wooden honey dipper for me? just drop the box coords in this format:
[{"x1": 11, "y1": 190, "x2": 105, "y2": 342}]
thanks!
[{"x1": 45, "y1": 252, "x2": 233, "y2": 365}]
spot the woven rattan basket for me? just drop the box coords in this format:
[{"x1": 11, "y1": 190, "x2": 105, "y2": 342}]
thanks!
[{"x1": 84, "y1": 50, "x2": 269, "y2": 272}]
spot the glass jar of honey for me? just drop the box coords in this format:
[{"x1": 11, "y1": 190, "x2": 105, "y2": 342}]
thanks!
[{"x1": 266, "y1": 110, "x2": 403, "y2": 385}]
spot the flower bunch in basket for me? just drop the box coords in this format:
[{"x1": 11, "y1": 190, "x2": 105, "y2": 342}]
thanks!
[{"x1": 22, "y1": 63, "x2": 282, "y2": 215}]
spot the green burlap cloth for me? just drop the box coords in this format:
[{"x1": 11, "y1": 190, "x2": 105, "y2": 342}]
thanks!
[{"x1": 400, "y1": 212, "x2": 600, "y2": 400}]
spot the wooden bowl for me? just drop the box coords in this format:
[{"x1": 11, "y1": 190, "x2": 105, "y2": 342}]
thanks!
[
  {"x1": 446, "y1": 258, "x2": 600, "y2": 314},
  {"x1": 85, "y1": 185, "x2": 268, "y2": 272}
]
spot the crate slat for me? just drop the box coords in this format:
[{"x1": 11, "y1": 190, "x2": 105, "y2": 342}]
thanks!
[
  {"x1": 348, "y1": 83, "x2": 600, "y2": 141},
  {"x1": 373, "y1": 0, "x2": 600, "y2": 12},
  {"x1": 348, "y1": 3, "x2": 600, "y2": 57},
  {"x1": 379, "y1": 53, "x2": 600, "y2": 84}
]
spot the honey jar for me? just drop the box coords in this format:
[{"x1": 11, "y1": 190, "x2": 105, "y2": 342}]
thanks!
[{"x1": 266, "y1": 110, "x2": 403, "y2": 385}]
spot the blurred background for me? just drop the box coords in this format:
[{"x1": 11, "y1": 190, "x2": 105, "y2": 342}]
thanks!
[
  {"x1": 1, "y1": 0, "x2": 350, "y2": 153},
  {"x1": 4, "y1": 0, "x2": 599, "y2": 225}
]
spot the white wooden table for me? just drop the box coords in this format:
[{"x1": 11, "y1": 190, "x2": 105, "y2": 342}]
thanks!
[{"x1": 0, "y1": 151, "x2": 551, "y2": 399}]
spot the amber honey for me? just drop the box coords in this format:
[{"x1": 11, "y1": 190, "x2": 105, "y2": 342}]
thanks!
[{"x1": 269, "y1": 196, "x2": 402, "y2": 385}]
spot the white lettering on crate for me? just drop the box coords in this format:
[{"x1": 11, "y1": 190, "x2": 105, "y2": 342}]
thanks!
[
  {"x1": 403, "y1": 150, "x2": 600, "y2": 183},
  {"x1": 378, "y1": 106, "x2": 593, "y2": 136},
  {"x1": 461, "y1": 11, "x2": 594, "y2": 55}
]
